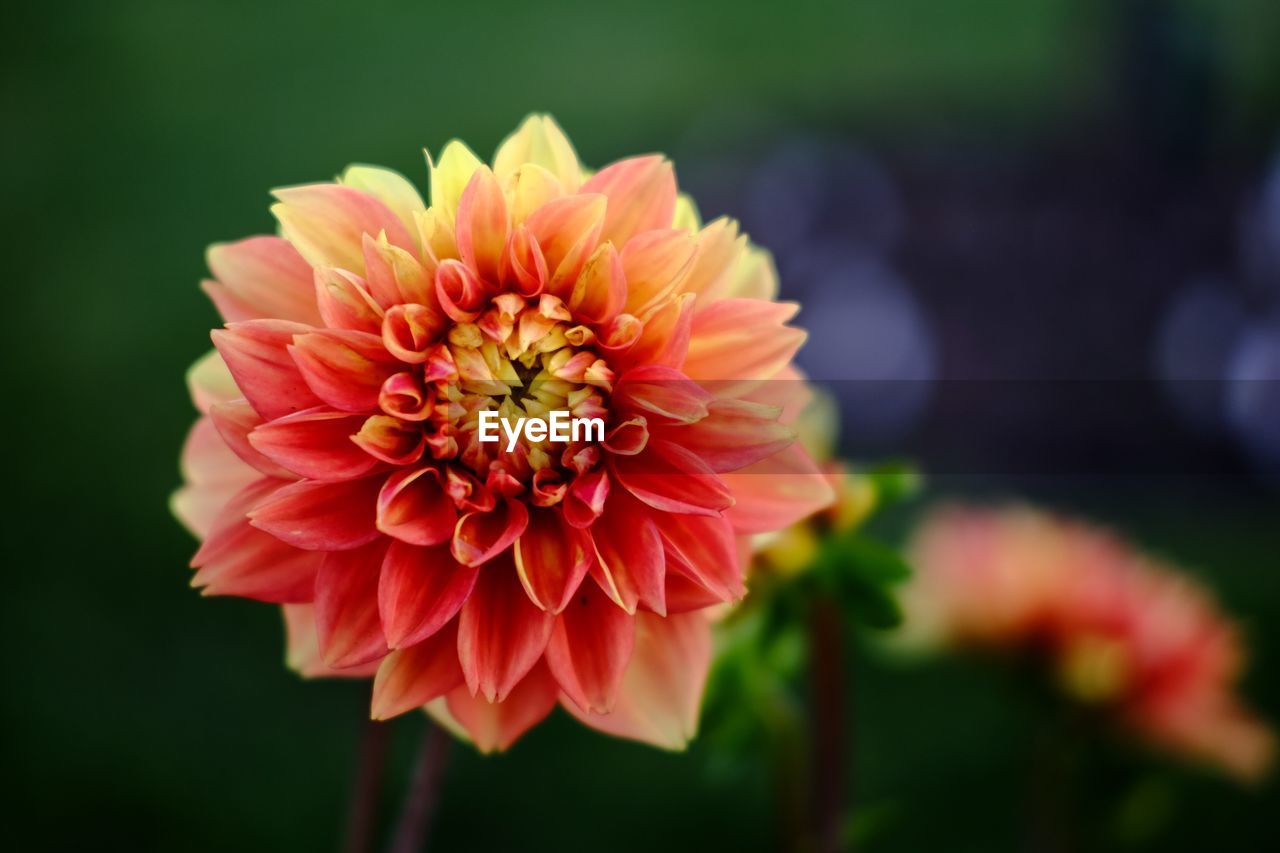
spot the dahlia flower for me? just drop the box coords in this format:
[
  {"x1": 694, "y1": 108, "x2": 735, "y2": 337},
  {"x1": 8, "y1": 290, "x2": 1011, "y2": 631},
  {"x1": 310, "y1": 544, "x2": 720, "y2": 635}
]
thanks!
[
  {"x1": 904, "y1": 505, "x2": 1274, "y2": 782},
  {"x1": 172, "y1": 114, "x2": 832, "y2": 751}
]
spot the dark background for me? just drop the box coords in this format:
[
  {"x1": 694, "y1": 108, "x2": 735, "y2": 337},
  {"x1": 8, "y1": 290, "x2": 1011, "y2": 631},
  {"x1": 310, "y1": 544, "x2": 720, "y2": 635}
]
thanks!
[{"x1": 5, "y1": 1, "x2": 1280, "y2": 850}]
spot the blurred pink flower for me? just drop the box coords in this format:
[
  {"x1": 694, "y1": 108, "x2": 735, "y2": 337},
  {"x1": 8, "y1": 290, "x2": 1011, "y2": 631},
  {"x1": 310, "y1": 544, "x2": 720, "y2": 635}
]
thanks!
[
  {"x1": 172, "y1": 114, "x2": 832, "y2": 751},
  {"x1": 906, "y1": 505, "x2": 1274, "y2": 782}
]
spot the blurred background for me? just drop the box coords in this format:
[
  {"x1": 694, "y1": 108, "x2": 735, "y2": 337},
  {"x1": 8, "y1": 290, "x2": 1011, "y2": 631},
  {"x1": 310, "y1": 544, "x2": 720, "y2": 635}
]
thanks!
[{"x1": 5, "y1": 0, "x2": 1279, "y2": 849}]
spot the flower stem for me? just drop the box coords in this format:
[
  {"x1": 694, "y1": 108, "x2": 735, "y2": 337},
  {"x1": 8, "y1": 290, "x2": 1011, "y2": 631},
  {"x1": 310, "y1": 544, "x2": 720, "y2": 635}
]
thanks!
[
  {"x1": 387, "y1": 719, "x2": 452, "y2": 853},
  {"x1": 808, "y1": 595, "x2": 849, "y2": 853},
  {"x1": 343, "y1": 713, "x2": 391, "y2": 853}
]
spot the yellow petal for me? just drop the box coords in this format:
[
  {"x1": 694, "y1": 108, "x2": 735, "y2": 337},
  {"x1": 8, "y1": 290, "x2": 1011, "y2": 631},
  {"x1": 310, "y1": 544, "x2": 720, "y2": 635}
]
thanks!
[
  {"x1": 340, "y1": 165, "x2": 427, "y2": 246},
  {"x1": 429, "y1": 140, "x2": 483, "y2": 227},
  {"x1": 493, "y1": 113, "x2": 582, "y2": 192}
]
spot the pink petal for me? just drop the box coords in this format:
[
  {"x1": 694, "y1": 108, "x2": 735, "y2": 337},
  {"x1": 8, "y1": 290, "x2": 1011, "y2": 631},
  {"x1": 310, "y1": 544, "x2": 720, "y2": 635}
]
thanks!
[
  {"x1": 208, "y1": 399, "x2": 295, "y2": 478},
  {"x1": 204, "y1": 235, "x2": 322, "y2": 325},
  {"x1": 656, "y1": 398, "x2": 794, "y2": 473},
  {"x1": 621, "y1": 228, "x2": 697, "y2": 318},
  {"x1": 561, "y1": 611, "x2": 711, "y2": 750},
  {"x1": 376, "y1": 466, "x2": 458, "y2": 546},
  {"x1": 249, "y1": 476, "x2": 383, "y2": 550},
  {"x1": 524, "y1": 194, "x2": 606, "y2": 296},
  {"x1": 581, "y1": 156, "x2": 676, "y2": 246},
  {"x1": 191, "y1": 478, "x2": 319, "y2": 602},
  {"x1": 683, "y1": 298, "x2": 806, "y2": 392},
  {"x1": 457, "y1": 556, "x2": 554, "y2": 702},
  {"x1": 455, "y1": 166, "x2": 510, "y2": 285},
  {"x1": 211, "y1": 320, "x2": 321, "y2": 420},
  {"x1": 314, "y1": 267, "x2": 384, "y2": 333},
  {"x1": 613, "y1": 364, "x2": 711, "y2": 425},
  {"x1": 721, "y1": 444, "x2": 835, "y2": 533},
  {"x1": 290, "y1": 329, "x2": 400, "y2": 412},
  {"x1": 378, "y1": 541, "x2": 479, "y2": 649},
  {"x1": 370, "y1": 619, "x2": 465, "y2": 719},
  {"x1": 611, "y1": 439, "x2": 733, "y2": 517},
  {"x1": 654, "y1": 511, "x2": 744, "y2": 603},
  {"x1": 444, "y1": 660, "x2": 558, "y2": 753},
  {"x1": 546, "y1": 580, "x2": 636, "y2": 714},
  {"x1": 172, "y1": 417, "x2": 259, "y2": 538},
  {"x1": 272, "y1": 183, "x2": 414, "y2": 272},
  {"x1": 588, "y1": 488, "x2": 666, "y2": 615},
  {"x1": 284, "y1": 604, "x2": 380, "y2": 679},
  {"x1": 248, "y1": 406, "x2": 378, "y2": 481},
  {"x1": 314, "y1": 539, "x2": 390, "y2": 668},
  {"x1": 513, "y1": 507, "x2": 592, "y2": 613}
]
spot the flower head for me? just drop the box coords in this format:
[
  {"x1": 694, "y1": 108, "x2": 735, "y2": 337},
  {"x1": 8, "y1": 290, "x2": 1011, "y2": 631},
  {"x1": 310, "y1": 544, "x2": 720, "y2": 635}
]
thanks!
[
  {"x1": 904, "y1": 505, "x2": 1274, "y2": 782},
  {"x1": 173, "y1": 115, "x2": 833, "y2": 751}
]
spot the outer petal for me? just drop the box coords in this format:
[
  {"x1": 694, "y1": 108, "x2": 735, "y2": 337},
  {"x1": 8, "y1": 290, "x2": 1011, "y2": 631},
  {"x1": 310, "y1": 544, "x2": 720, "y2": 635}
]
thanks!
[
  {"x1": 248, "y1": 407, "x2": 378, "y2": 481},
  {"x1": 653, "y1": 511, "x2": 744, "y2": 603},
  {"x1": 248, "y1": 476, "x2": 383, "y2": 550},
  {"x1": 682, "y1": 299, "x2": 805, "y2": 392},
  {"x1": 272, "y1": 183, "x2": 415, "y2": 272},
  {"x1": 191, "y1": 478, "x2": 320, "y2": 602},
  {"x1": 611, "y1": 439, "x2": 733, "y2": 517},
  {"x1": 457, "y1": 557, "x2": 554, "y2": 702},
  {"x1": 443, "y1": 661, "x2": 559, "y2": 753},
  {"x1": 513, "y1": 507, "x2": 592, "y2": 613},
  {"x1": 171, "y1": 416, "x2": 259, "y2": 537},
  {"x1": 621, "y1": 228, "x2": 697, "y2": 318},
  {"x1": 562, "y1": 611, "x2": 711, "y2": 751},
  {"x1": 290, "y1": 329, "x2": 401, "y2": 412},
  {"x1": 370, "y1": 620, "x2": 465, "y2": 719},
  {"x1": 211, "y1": 320, "x2": 322, "y2": 420},
  {"x1": 209, "y1": 399, "x2": 295, "y2": 478},
  {"x1": 493, "y1": 114, "x2": 582, "y2": 192},
  {"x1": 284, "y1": 604, "x2": 379, "y2": 679},
  {"x1": 378, "y1": 541, "x2": 478, "y2": 649},
  {"x1": 185, "y1": 349, "x2": 241, "y2": 414},
  {"x1": 581, "y1": 156, "x2": 676, "y2": 246},
  {"x1": 203, "y1": 236, "x2": 322, "y2": 326},
  {"x1": 545, "y1": 581, "x2": 636, "y2": 714},
  {"x1": 314, "y1": 539, "x2": 390, "y2": 668},
  {"x1": 720, "y1": 444, "x2": 835, "y2": 534},
  {"x1": 656, "y1": 398, "x2": 795, "y2": 473},
  {"x1": 340, "y1": 165, "x2": 427, "y2": 245}
]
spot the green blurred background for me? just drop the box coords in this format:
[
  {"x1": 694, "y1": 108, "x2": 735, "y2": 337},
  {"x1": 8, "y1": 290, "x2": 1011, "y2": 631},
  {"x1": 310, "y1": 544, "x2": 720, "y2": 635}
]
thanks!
[{"x1": 6, "y1": 1, "x2": 1280, "y2": 850}]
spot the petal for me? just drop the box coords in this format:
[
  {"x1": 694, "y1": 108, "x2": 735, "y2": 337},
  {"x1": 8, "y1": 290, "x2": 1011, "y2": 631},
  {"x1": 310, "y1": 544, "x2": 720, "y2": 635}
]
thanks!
[
  {"x1": 493, "y1": 114, "x2": 582, "y2": 192},
  {"x1": 451, "y1": 499, "x2": 529, "y2": 567},
  {"x1": 720, "y1": 444, "x2": 835, "y2": 534},
  {"x1": 614, "y1": 364, "x2": 711, "y2": 425},
  {"x1": 457, "y1": 557, "x2": 554, "y2": 702},
  {"x1": 314, "y1": 267, "x2": 384, "y2": 333},
  {"x1": 513, "y1": 507, "x2": 592, "y2": 613},
  {"x1": 455, "y1": 166, "x2": 510, "y2": 284},
  {"x1": 185, "y1": 349, "x2": 240, "y2": 414},
  {"x1": 429, "y1": 140, "x2": 483, "y2": 227},
  {"x1": 683, "y1": 298, "x2": 805, "y2": 391},
  {"x1": 284, "y1": 604, "x2": 380, "y2": 679},
  {"x1": 371, "y1": 620, "x2": 465, "y2": 719},
  {"x1": 611, "y1": 439, "x2": 733, "y2": 517},
  {"x1": 561, "y1": 611, "x2": 711, "y2": 750},
  {"x1": 588, "y1": 489, "x2": 666, "y2": 615},
  {"x1": 208, "y1": 399, "x2": 295, "y2": 478},
  {"x1": 248, "y1": 406, "x2": 378, "y2": 481},
  {"x1": 211, "y1": 320, "x2": 322, "y2": 420},
  {"x1": 249, "y1": 476, "x2": 383, "y2": 550},
  {"x1": 340, "y1": 165, "x2": 427, "y2": 245},
  {"x1": 314, "y1": 539, "x2": 390, "y2": 668},
  {"x1": 653, "y1": 510, "x2": 744, "y2": 603},
  {"x1": 612, "y1": 292, "x2": 695, "y2": 371},
  {"x1": 567, "y1": 242, "x2": 626, "y2": 325},
  {"x1": 191, "y1": 478, "x2": 320, "y2": 602},
  {"x1": 362, "y1": 233, "x2": 434, "y2": 306},
  {"x1": 621, "y1": 229, "x2": 697, "y2": 318},
  {"x1": 443, "y1": 660, "x2": 558, "y2": 753},
  {"x1": 676, "y1": 217, "x2": 743, "y2": 306},
  {"x1": 656, "y1": 398, "x2": 794, "y2": 473},
  {"x1": 546, "y1": 581, "x2": 636, "y2": 714},
  {"x1": 290, "y1": 329, "x2": 400, "y2": 412},
  {"x1": 505, "y1": 163, "x2": 567, "y2": 225},
  {"x1": 562, "y1": 469, "x2": 609, "y2": 529},
  {"x1": 379, "y1": 542, "x2": 478, "y2": 649},
  {"x1": 581, "y1": 156, "x2": 677, "y2": 246},
  {"x1": 352, "y1": 415, "x2": 425, "y2": 466},
  {"x1": 524, "y1": 194, "x2": 606, "y2": 296},
  {"x1": 376, "y1": 466, "x2": 458, "y2": 547},
  {"x1": 204, "y1": 236, "x2": 322, "y2": 325},
  {"x1": 382, "y1": 303, "x2": 447, "y2": 363},
  {"x1": 272, "y1": 183, "x2": 415, "y2": 271},
  {"x1": 171, "y1": 416, "x2": 259, "y2": 537}
]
